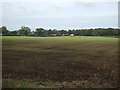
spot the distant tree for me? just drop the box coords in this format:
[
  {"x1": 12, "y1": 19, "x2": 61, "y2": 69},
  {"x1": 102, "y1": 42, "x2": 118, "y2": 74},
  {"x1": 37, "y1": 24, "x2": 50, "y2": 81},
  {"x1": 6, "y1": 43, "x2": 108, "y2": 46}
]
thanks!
[
  {"x1": 68, "y1": 30, "x2": 73, "y2": 35},
  {"x1": 18, "y1": 26, "x2": 31, "y2": 36},
  {"x1": 0, "y1": 26, "x2": 9, "y2": 36},
  {"x1": 7, "y1": 30, "x2": 20, "y2": 36},
  {"x1": 59, "y1": 30, "x2": 67, "y2": 36},
  {"x1": 52, "y1": 29, "x2": 59, "y2": 36},
  {"x1": 114, "y1": 29, "x2": 119, "y2": 36},
  {"x1": 91, "y1": 29, "x2": 98, "y2": 36},
  {"x1": 35, "y1": 28, "x2": 45, "y2": 36},
  {"x1": 0, "y1": 26, "x2": 118, "y2": 37},
  {"x1": 29, "y1": 31, "x2": 35, "y2": 36}
]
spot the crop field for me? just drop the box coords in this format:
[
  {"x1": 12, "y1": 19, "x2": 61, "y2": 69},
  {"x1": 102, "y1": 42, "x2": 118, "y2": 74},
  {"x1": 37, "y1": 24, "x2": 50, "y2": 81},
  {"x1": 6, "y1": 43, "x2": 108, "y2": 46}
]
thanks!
[{"x1": 2, "y1": 36, "x2": 118, "y2": 88}]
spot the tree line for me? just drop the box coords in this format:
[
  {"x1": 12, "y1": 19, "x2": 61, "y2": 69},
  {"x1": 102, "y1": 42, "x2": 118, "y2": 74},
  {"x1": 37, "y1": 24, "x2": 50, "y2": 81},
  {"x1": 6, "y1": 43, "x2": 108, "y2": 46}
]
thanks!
[{"x1": 0, "y1": 26, "x2": 119, "y2": 37}]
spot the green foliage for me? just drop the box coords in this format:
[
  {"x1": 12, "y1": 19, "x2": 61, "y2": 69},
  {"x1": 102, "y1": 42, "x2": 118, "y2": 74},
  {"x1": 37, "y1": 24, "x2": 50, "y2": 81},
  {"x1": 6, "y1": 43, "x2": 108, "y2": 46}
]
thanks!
[
  {"x1": 3, "y1": 79, "x2": 29, "y2": 88},
  {"x1": 0, "y1": 26, "x2": 119, "y2": 36},
  {"x1": 35, "y1": 28, "x2": 45, "y2": 36},
  {"x1": 0, "y1": 26, "x2": 9, "y2": 35},
  {"x1": 18, "y1": 26, "x2": 31, "y2": 36}
]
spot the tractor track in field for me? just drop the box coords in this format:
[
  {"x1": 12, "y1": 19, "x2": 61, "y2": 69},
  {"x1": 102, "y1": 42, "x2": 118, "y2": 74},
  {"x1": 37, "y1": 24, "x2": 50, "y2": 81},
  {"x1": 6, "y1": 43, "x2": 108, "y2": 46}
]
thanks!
[
  {"x1": 44, "y1": 41, "x2": 93, "y2": 50},
  {"x1": 43, "y1": 41, "x2": 112, "y2": 50}
]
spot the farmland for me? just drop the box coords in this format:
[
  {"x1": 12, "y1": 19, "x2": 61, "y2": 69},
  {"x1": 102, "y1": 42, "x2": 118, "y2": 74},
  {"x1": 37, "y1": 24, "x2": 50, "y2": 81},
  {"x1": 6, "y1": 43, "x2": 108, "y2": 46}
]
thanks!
[{"x1": 2, "y1": 36, "x2": 118, "y2": 88}]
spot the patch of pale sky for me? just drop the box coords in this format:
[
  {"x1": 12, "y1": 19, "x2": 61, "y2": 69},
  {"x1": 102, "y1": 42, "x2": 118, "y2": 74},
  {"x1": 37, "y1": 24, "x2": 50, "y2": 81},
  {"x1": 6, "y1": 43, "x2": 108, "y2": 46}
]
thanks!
[{"x1": 0, "y1": 1, "x2": 118, "y2": 30}]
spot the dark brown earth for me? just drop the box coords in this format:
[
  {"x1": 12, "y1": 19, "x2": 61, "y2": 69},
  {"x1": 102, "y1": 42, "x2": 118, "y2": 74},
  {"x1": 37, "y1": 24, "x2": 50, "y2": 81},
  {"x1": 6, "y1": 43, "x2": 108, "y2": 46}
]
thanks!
[{"x1": 2, "y1": 36, "x2": 118, "y2": 88}]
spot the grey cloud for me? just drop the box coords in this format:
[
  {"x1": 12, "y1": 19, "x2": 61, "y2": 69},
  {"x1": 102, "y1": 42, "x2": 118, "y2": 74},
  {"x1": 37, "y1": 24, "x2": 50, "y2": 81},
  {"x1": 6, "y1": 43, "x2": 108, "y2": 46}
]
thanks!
[
  {"x1": 73, "y1": 2, "x2": 96, "y2": 8},
  {"x1": 2, "y1": 2, "x2": 117, "y2": 30}
]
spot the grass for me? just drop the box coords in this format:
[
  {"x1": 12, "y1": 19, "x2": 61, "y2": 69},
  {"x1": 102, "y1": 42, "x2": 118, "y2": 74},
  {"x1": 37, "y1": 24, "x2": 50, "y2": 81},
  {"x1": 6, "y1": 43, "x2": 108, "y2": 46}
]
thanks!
[
  {"x1": 2, "y1": 36, "x2": 118, "y2": 88},
  {"x1": 2, "y1": 79, "x2": 30, "y2": 88}
]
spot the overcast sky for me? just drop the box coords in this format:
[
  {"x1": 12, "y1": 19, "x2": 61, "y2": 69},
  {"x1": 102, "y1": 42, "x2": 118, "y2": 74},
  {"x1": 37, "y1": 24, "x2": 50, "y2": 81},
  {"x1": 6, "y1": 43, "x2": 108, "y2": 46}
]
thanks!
[{"x1": 1, "y1": 2, "x2": 118, "y2": 31}]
